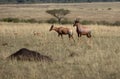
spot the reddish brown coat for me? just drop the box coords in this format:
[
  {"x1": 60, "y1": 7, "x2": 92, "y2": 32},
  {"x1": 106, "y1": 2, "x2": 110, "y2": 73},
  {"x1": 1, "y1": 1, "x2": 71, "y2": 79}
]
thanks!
[
  {"x1": 73, "y1": 20, "x2": 92, "y2": 38},
  {"x1": 49, "y1": 25, "x2": 75, "y2": 42}
]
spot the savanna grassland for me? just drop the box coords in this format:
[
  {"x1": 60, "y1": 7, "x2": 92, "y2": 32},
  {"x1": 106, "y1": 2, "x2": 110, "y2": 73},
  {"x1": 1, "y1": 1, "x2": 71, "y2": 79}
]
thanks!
[
  {"x1": 0, "y1": 22, "x2": 120, "y2": 79},
  {"x1": 0, "y1": 2, "x2": 120, "y2": 22},
  {"x1": 0, "y1": 2, "x2": 120, "y2": 79}
]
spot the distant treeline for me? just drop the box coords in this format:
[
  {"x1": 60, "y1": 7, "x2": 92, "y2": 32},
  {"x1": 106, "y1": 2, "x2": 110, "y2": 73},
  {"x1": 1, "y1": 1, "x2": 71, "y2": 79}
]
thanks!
[{"x1": 0, "y1": 0, "x2": 120, "y2": 4}]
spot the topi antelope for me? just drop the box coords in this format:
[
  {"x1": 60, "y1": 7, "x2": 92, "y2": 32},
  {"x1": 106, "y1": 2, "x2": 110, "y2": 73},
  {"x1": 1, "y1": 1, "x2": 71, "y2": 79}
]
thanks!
[
  {"x1": 49, "y1": 25, "x2": 75, "y2": 42},
  {"x1": 73, "y1": 20, "x2": 92, "y2": 38}
]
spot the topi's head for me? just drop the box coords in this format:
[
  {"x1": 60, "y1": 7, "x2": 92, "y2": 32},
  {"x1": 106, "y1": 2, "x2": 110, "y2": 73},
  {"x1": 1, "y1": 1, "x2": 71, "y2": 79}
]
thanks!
[{"x1": 73, "y1": 20, "x2": 80, "y2": 27}]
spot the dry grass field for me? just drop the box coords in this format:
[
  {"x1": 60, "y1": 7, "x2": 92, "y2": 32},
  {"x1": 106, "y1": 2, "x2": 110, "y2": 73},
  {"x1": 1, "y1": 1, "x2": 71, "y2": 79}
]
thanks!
[
  {"x1": 0, "y1": 2, "x2": 120, "y2": 22},
  {"x1": 0, "y1": 22, "x2": 120, "y2": 79},
  {"x1": 0, "y1": 2, "x2": 120, "y2": 79}
]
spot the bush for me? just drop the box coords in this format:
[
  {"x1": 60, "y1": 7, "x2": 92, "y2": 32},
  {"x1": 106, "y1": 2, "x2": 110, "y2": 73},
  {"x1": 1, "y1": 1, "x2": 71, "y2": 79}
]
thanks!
[
  {"x1": 108, "y1": 8, "x2": 112, "y2": 10},
  {"x1": 0, "y1": 17, "x2": 120, "y2": 26},
  {"x1": 112, "y1": 21, "x2": 120, "y2": 26},
  {"x1": 0, "y1": 18, "x2": 42, "y2": 23},
  {"x1": 46, "y1": 18, "x2": 58, "y2": 24},
  {"x1": 80, "y1": 20, "x2": 95, "y2": 25},
  {"x1": 96, "y1": 21, "x2": 111, "y2": 25},
  {"x1": 61, "y1": 18, "x2": 72, "y2": 24},
  {"x1": 1, "y1": 18, "x2": 20, "y2": 23},
  {"x1": 24, "y1": 19, "x2": 38, "y2": 23},
  {"x1": 21, "y1": 19, "x2": 42, "y2": 23},
  {"x1": 46, "y1": 18, "x2": 72, "y2": 24}
]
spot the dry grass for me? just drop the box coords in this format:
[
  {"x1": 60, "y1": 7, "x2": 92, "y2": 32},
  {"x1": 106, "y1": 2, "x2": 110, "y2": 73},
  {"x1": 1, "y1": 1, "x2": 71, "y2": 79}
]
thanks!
[
  {"x1": 0, "y1": 22, "x2": 120, "y2": 79},
  {"x1": 0, "y1": 2, "x2": 120, "y2": 22},
  {"x1": 0, "y1": 2, "x2": 120, "y2": 79}
]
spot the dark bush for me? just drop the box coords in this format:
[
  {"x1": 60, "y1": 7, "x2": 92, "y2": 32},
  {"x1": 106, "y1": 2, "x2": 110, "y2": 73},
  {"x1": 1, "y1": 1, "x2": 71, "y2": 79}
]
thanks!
[
  {"x1": 96, "y1": 20, "x2": 111, "y2": 25},
  {"x1": 1, "y1": 18, "x2": 20, "y2": 23},
  {"x1": 0, "y1": 17, "x2": 120, "y2": 26},
  {"x1": 25, "y1": 19, "x2": 38, "y2": 23},
  {"x1": 80, "y1": 20, "x2": 95, "y2": 25},
  {"x1": 21, "y1": 19, "x2": 42, "y2": 23},
  {"x1": 112, "y1": 21, "x2": 120, "y2": 26},
  {"x1": 46, "y1": 18, "x2": 72, "y2": 24},
  {"x1": 108, "y1": 8, "x2": 112, "y2": 10},
  {"x1": 46, "y1": 18, "x2": 58, "y2": 24},
  {"x1": 61, "y1": 18, "x2": 73, "y2": 24}
]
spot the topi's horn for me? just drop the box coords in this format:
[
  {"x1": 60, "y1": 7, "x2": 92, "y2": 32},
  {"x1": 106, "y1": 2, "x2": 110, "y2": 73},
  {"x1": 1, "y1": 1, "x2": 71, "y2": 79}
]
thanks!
[{"x1": 74, "y1": 18, "x2": 80, "y2": 23}]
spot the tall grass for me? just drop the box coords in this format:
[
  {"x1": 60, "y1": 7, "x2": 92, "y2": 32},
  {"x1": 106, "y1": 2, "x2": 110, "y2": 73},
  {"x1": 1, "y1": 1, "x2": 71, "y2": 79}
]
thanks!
[{"x1": 0, "y1": 22, "x2": 120, "y2": 79}]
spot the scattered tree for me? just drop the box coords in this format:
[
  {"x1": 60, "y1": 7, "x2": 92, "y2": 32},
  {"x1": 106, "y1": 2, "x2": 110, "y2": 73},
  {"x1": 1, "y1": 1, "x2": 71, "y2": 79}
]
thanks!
[{"x1": 46, "y1": 9, "x2": 70, "y2": 24}]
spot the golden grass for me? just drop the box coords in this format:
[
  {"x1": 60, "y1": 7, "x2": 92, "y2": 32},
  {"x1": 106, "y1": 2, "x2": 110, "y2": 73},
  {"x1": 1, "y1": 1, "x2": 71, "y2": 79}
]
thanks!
[
  {"x1": 0, "y1": 22, "x2": 120, "y2": 79},
  {"x1": 0, "y1": 2, "x2": 120, "y2": 22}
]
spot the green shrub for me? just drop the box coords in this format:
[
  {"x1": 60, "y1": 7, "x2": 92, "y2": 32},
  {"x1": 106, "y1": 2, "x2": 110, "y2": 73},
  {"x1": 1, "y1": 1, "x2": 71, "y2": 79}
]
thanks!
[
  {"x1": 112, "y1": 21, "x2": 120, "y2": 26},
  {"x1": 97, "y1": 21, "x2": 111, "y2": 25},
  {"x1": 80, "y1": 20, "x2": 95, "y2": 25},
  {"x1": 46, "y1": 18, "x2": 58, "y2": 24},
  {"x1": 25, "y1": 19, "x2": 38, "y2": 23},
  {"x1": 21, "y1": 19, "x2": 42, "y2": 23},
  {"x1": 61, "y1": 18, "x2": 72, "y2": 24},
  {"x1": 0, "y1": 17, "x2": 120, "y2": 26},
  {"x1": 1, "y1": 18, "x2": 20, "y2": 23},
  {"x1": 46, "y1": 18, "x2": 72, "y2": 24},
  {"x1": 0, "y1": 18, "x2": 43, "y2": 24}
]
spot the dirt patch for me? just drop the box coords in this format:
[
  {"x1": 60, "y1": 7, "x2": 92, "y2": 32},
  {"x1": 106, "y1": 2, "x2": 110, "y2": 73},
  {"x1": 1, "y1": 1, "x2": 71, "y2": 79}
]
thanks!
[
  {"x1": 7, "y1": 48, "x2": 52, "y2": 62},
  {"x1": 2, "y1": 43, "x2": 8, "y2": 46},
  {"x1": 69, "y1": 52, "x2": 78, "y2": 57}
]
